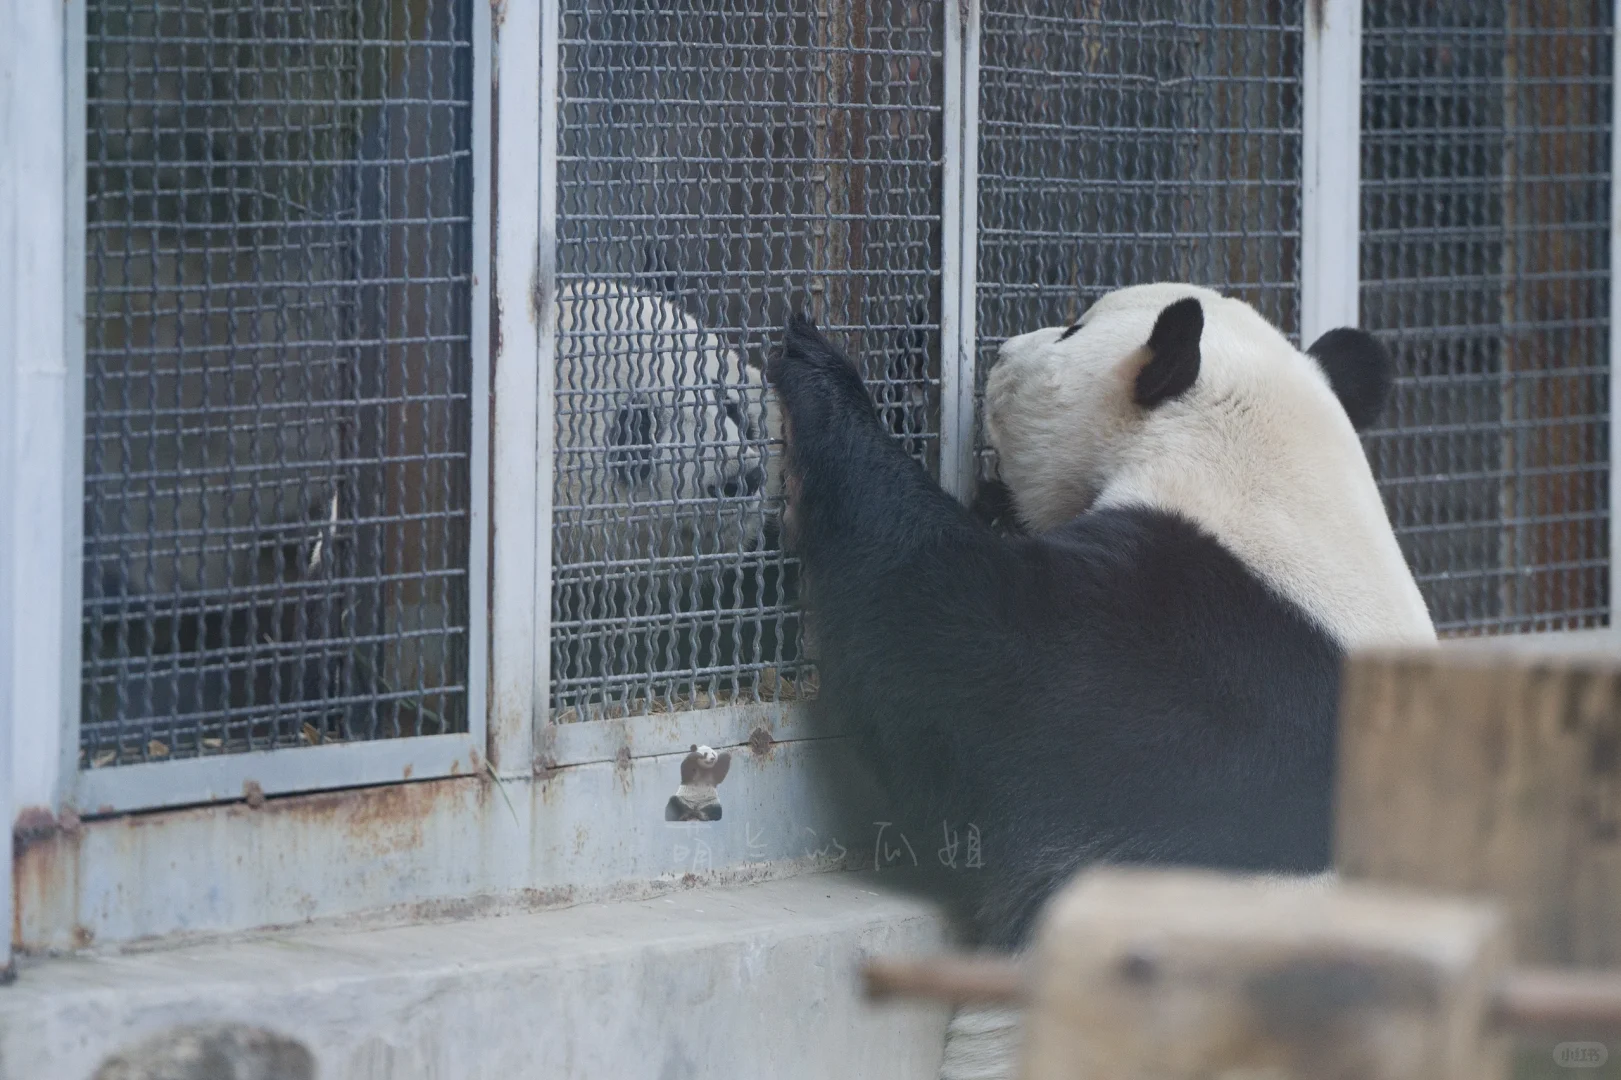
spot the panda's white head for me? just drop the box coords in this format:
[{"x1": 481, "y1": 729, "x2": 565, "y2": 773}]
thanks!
[
  {"x1": 985, "y1": 282, "x2": 1435, "y2": 647},
  {"x1": 554, "y1": 280, "x2": 784, "y2": 560}
]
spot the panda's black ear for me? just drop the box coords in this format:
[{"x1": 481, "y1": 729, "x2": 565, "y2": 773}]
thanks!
[
  {"x1": 1134, "y1": 297, "x2": 1203, "y2": 409},
  {"x1": 1306, "y1": 327, "x2": 1393, "y2": 432}
]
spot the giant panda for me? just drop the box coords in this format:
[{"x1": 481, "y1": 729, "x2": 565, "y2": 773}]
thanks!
[
  {"x1": 550, "y1": 279, "x2": 788, "y2": 707},
  {"x1": 552, "y1": 278, "x2": 782, "y2": 567},
  {"x1": 766, "y1": 282, "x2": 1435, "y2": 1079}
]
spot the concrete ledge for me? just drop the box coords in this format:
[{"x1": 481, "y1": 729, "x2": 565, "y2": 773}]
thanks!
[{"x1": 0, "y1": 872, "x2": 952, "y2": 1080}]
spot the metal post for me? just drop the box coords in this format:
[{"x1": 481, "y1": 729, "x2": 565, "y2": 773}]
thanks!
[
  {"x1": 489, "y1": 0, "x2": 550, "y2": 768},
  {"x1": 2, "y1": 0, "x2": 75, "y2": 821},
  {"x1": 2, "y1": 0, "x2": 79, "y2": 974},
  {"x1": 1300, "y1": 0, "x2": 1363, "y2": 345},
  {"x1": 940, "y1": 0, "x2": 980, "y2": 504}
]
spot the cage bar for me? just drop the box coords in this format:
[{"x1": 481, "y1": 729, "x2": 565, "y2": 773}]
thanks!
[{"x1": 1301, "y1": 0, "x2": 1362, "y2": 343}]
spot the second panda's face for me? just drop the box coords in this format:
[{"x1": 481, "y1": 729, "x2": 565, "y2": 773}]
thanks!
[{"x1": 607, "y1": 373, "x2": 777, "y2": 506}]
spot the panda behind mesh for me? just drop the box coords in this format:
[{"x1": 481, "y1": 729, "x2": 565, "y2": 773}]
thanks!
[
  {"x1": 552, "y1": 279, "x2": 782, "y2": 569},
  {"x1": 767, "y1": 283, "x2": 1436, "y2": 1080},
  {"x1": 550, "y1": 280, "x2": 787, "y2": 711}
]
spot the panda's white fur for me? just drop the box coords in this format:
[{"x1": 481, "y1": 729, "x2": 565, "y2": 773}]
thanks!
[
  {"x1": 987, "y1": 282, "x2": 1435, "y2": 648},
  {"x1": 551, "y1": 279, "x2": 782, "y2": 567}
]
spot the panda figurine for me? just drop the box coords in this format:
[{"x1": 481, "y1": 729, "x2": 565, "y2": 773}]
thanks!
[{"x1": 767, "y1": 283, "x2": 1435, "y2": 1079}]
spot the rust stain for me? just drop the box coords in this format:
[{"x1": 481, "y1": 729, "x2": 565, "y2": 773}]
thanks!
[
  {"x1": 274, "y1": 774, "x2": 476, "y2": 832},
  {"x1": 72, "y1": 924, "x2": 95, "y2": 948},
  {"x1": 14, "y1": 810, "x2": 84, "y2": 951},
  {"x1": 528, "y1": 243, "x2": 549, "y2": 329},
  {"x1": 402, "y1": 764, "x2": 414, "y2": 780},
  {"x1": 16, "y1": 779, "x2": 486, "y2": 952},
  {"x1": 536, "y1": 754, "x2": 563, "y2": 805},
  {"x1": 748, "y1": 726, "x2": 774, "y2": 757},
  {"x1": 614, "y1": 745, "x2": 633, "y2": 794},
  {"x1": 13, "y1": 806, "x2": 68, "y2": 848},
  {"x1": 490, "y1": 0, "x2": 507, "y2": 32},
  {"x1": 242, "y1": 781, "x2": 266, "y2": 809},
  {"x1": 399, "y1": 885, "x2": 576, "y2": 925}
]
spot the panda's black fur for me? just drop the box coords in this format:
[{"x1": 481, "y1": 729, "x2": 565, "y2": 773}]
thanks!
[{"x1": 769, "y1": 302, "x2": 1409, "y2": 950}]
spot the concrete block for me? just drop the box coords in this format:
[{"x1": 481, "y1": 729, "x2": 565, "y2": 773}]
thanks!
[{"x1": 0, "y1": 873, "x2": 951, "y2": 1080}]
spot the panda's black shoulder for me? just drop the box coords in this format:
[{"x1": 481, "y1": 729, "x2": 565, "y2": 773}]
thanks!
[{"x1": 1035, "y1": 505, "x2": 1341, "y2": 657}]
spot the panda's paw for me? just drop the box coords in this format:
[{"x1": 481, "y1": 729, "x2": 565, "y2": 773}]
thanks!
[{"x1": 768, "y1": 313, "x2": 868, "y2": 414}]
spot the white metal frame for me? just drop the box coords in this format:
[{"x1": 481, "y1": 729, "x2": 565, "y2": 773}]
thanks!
[
  {"x1": 940, "y1": 0, "x2": 982, "y2": 503},
  {"x1": 4, "y1": 0, "x2": 76, "y2": 830},
  {"x1": 488, "y1": 0, "x2": 551, "y2": 776},
  {"x1": 0, "y1": 0, "x2": 69, "y2": 978},
  {"x1": 1300, "y1": 0, "x2": 1363, "y2": 346},
  {"x1": 26, "y1": 0, "x2": 502, "y2": 817}
]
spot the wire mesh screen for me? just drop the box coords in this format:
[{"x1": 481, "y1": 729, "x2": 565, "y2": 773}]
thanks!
[
  {"x1": 551, "y1": 0, "x2": 944, "y2": 720},
  {"x1": 975, "y1": 0, "x2": 1303, "y2": 482},
  {"x1": 1361, "y1": 1, "x2": 1613, "y2": 635},
  {"x1": 81, "y1": 0, "x2": 476, "y2": 767}
]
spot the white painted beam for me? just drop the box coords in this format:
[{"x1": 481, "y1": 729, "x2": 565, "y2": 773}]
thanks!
[{"x1": 1301, "y1": 0, "x2": 1363, "y2": 344}]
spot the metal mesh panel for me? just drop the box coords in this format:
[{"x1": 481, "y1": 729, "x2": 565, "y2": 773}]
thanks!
[
  {"x1": 551, "y1": 0, "x2": 945, "y2": 720},
  {"x1": 1361, "y1": 1, "x2": 1613, "y2": 635},
  {"x1": 81, "y1": 0, "x2": 476, "y2": 767},
  {"x1": 975, "y1": 0, "x2": 1303, "y2": 480}
]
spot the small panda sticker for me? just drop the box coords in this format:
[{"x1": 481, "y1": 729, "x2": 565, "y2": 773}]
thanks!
[{"x1": 665, "y1": 744, "x2": 731, "y2": 821}]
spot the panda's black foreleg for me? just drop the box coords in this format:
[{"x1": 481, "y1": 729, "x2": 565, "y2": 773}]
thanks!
[
  {"x1": 768, "y1": 313, "x2": 980, "y2": 568},
  {"x1": 770, "y1": 313, "x2": 1026, "y2": 875}
]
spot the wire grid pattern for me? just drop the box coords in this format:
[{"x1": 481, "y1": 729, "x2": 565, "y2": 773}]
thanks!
[
  {"x1": 1361, "y1": 1, "x2": 1613, "y2": 635},
  {"x1": 552, "y1": 0, "x2": 944, "y2": 719},
  {"x1": 975, "y1": 0, "x2": 1303, "y2": 482},
  {"x1": 81, "y1": 0, "x2": 475, "y2": 767}
]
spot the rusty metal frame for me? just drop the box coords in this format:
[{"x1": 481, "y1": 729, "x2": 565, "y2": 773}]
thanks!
[{"x1": 61, "y1": 0, "x2": 494, "y2": 817}]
